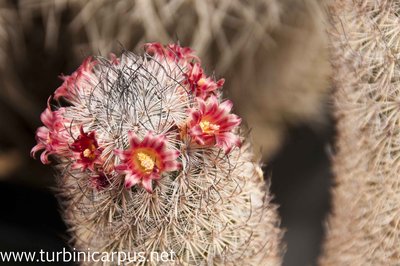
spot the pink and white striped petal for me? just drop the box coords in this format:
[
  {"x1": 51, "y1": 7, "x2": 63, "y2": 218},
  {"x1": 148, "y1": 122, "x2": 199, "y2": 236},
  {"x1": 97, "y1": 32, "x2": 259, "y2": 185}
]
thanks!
[
  {"x1": 115, "y1": 131, "x2": 181, "y2": 193},
  {"x1": 187, "y1": 96, "x2": 241, "y2": 153}
]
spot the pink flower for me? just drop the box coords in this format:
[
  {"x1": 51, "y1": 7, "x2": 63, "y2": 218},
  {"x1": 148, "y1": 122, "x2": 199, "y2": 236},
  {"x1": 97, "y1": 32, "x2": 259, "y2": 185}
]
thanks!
[
  {"x1": 70, "y1": 127, "x2": 103, "y2": 171},
  {"x1": 144, "y1": 42, "x2": 165, "y2": 57},
  {"x1": 115, "y1": 132, "x2": 181, "y2": 193},
  {"x1": 144, "y1": 42, "x2": 199, "y2": 64},
  {"x1": 185, "y1": 63, "x2": 224, "y2": 99},
  {"x1": 165, "y1": 43, "x2": 199, "y2": 63},
  {"x1": 145, "y1": 43, "x2": 222, "y2": 98},
  {"x1": 90, "y1": 172, "x2": 111, "y2": 191},
  {"x1": 54, "y1": 56, "x2": 96, "y2": 101},
  {"x1": 187, "y1": 96, "x2": 241, "y2": 154},
  {"x1": 108, "y1": 53, "x2": 120, "y2": 65},
  {"x1": 31, "y1": 101, "x2": 70, "y2": 164}
]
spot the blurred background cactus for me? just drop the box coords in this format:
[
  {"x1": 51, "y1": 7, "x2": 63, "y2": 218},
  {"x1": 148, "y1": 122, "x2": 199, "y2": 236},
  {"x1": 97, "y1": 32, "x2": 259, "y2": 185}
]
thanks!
[
  {"x1": 0, "y1": 0, "x2": 332, "y2": 265},
  {"x1": 320, "y1": 1, "x2": 400, "y2": 264}
]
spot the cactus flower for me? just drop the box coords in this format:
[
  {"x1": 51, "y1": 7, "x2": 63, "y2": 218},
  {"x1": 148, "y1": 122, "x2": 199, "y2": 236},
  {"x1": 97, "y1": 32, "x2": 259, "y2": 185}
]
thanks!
[
  {"x1": 115, "y1": 131, "x2": 180, "y2": 192},
  {"x1": 31, "y1": 102, "x2": 70, "y2": 164},
  {"x1": 188, "y1": 96, "x2": 241, "y2": 153},
  {"x1": 185, "y1": 63, "x2": 225, "y2": 99},
  {"x1": 70, "y1": 127, "x2": 103, "y2": 171},
  {"x1": 144, "y1": 42, "x2": 198, "y2": 64},
  {"x1": 54, "y1": 56, "x2": 96, "y2": 101}
]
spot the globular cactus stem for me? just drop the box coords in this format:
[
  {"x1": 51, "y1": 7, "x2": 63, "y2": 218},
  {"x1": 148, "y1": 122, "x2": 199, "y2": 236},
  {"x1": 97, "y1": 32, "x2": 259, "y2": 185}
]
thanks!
[
  {"x1": 321, "y1": 1, "x2": 400, "y2": 265},
  {"x1": 32, "y1": 43, "x2": 283, "y2": 265}
]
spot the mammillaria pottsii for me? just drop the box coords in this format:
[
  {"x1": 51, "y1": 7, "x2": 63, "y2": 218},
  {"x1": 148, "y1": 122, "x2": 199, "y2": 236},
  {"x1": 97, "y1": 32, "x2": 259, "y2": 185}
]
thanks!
[{"x1": 31, "y1": 43, "x2": 283, "y2": 265}]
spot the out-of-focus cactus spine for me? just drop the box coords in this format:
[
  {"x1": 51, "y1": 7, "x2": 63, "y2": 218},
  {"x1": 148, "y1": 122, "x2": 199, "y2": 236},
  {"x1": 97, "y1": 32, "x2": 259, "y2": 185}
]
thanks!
[
  {"x1": 321, "y1": 1, "x2": 400, "y2": 265},
  {"x1": 32, "y1": 43, "x2": 283, "y2": 265}
]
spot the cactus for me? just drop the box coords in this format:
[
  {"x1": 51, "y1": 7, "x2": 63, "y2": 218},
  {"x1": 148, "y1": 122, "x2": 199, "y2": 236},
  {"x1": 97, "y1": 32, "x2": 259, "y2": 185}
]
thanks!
[
  {"x1": 321, "y1": 0, "x2": 400, "y2": 264},
  {"x1": 31, "y1": 43, "x2": 283, "y2": 265}
]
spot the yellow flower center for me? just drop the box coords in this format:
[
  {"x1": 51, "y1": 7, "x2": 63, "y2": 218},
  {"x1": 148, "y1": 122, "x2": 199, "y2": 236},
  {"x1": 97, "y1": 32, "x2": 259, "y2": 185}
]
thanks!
[
  {"x1": 197, "y1": 78, "x2": 206, "y2": 86},
  {"x1": 199, "y1": 120, "x2": 220, "y2": 134},
  {"x1": 137, "y1": 152, "x2": 156, "y2": 173},
  {"x1": 83, "y1": 144, "x2": 96, "y2": 160}
]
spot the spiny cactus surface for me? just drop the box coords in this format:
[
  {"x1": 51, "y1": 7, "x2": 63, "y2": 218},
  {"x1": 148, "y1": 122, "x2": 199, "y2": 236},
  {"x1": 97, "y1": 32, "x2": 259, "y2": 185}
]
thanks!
[
  {"x1": 321, "y1": 1, "x2": 400, "y2": 265},
  {"x1": 32, "y1": 43, "x2": 283, "y2": 265}
]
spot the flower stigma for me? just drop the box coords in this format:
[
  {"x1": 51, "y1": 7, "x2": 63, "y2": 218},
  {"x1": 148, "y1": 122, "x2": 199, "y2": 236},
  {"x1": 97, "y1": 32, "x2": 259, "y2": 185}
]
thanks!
[
  {"x1": 136, "y1": 151, "x2": 156, "y2": 173},
  {"x1": 83, "y1": 144, "x2": 97, "y2": 160},
  {"x1": 199, "y1": 120, "x2": 220, "y2": 134}
]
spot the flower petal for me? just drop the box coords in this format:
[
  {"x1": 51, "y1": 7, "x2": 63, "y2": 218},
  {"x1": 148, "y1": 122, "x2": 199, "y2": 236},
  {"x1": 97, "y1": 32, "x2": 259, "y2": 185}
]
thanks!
[{"x1": 125, "y1": 174, "x2": 141, "y2": 189}]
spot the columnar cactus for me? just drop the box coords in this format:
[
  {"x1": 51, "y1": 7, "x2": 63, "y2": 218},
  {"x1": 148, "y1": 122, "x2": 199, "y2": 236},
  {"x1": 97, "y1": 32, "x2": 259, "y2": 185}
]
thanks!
[
  {"x1": 31, "y1": 43, "x2": 283, "y2": 265},
  {"x1": 321, "y1": 1, "x2": 400, "y2": 264}
]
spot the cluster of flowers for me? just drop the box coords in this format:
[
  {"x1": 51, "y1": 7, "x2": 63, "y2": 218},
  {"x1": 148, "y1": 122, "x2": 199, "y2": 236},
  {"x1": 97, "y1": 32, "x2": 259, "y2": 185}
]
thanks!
[{"x1": 31, "y1": 43, "x2": 242, "y2": 193}]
